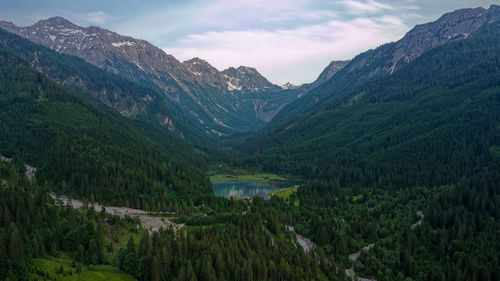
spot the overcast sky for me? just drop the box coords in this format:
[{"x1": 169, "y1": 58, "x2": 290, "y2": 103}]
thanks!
[{"x1": 1, "y1": 0, "x2": 498, "y2": 84}]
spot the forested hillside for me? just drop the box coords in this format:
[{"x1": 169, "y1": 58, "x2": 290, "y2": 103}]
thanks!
[
  {"x1": 0, "y1": 160, "x2": 138, "y2": 280},
  {"x1": 0, "y1": 46, "x2": 211, "y2": 210},
  {"x1": 239, "y1": 22, "x2": 500, "y2": 190},
  {"x1": 272, "y1": 5, "x2": 500, "y2": 124},
  {"x1": 0, "y1": 159, "x2": 342, "y2": 281},
  {"x1": 291, "y1": 158, "x2": 500, "y2": 281},
  {"x1": 1, "y1": 4, "x2": 499, "y2": 281},
  {"x1": 0, "y1": 28, "x2": 187, "y2": 137}
]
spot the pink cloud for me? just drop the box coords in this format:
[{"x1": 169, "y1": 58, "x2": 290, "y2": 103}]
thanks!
[{"x1": 164, "y1": 17, "x2": 409, "y2": 84}]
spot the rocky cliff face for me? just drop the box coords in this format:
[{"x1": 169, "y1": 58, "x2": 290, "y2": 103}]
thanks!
[
  {"x1": 343, "y1": 5, "x2": 500, "y2": 78},
  {"x1": 221, "y1": 66, "x2": 281, "y2": 92},
  {"x1": 301, "y1": 60, "x2": 350, "y2": 91},
  {"x1": 182, "y1": 58, "x2": 279, "y2": 92},
  {"x1": 0, "y1": 17, "x2": 296, "y2": 138}
]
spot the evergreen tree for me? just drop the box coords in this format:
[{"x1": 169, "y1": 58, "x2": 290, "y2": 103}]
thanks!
[{"x1": 7, "y1": 223, "x2": 23, "y2": 267}]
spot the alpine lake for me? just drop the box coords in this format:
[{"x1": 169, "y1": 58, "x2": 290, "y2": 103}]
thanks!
[
  {"x1": 213, "y1": 181, "x2": 279, "y2": 199},
  {"x1": 211, "y1": 172, "x2": 301, "y2": 199}
]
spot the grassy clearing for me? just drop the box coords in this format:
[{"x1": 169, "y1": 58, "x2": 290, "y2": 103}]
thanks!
[
  {"x1": 32, "y1": 255, "x2": 135, "y2": 281},
  {"x1": 117, "y1": 231, "x2": 142, "y2": 250},
  {"x1": 209, "y1": 169, "x2": 288, "y2": 185},
  {"x1": 271, "y1": 186, "x2": 299, "y2": 206}
]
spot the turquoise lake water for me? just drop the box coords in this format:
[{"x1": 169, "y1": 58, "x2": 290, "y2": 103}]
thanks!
[{"x1": 213, "y1": 180, "x2": 279, "y2": 199}]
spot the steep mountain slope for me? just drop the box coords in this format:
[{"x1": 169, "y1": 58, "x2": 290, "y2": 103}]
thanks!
[
  {"x1": 273, "y1": 5, "x2": 500, "y2": 123},
  {"x1": 0, "y1": 17, "x2": 297, "y2": 138},
  {"x1": 221, "y1": 66, "x2": 281, "y2": 92},
  {"x1": 0, "y1": 27, "x2": 183, "y2": 135},
  {"x1": 0, "y1": 46, "x2": 211, "y2": 208},
  {"x1": 239, "y1": 21, "x2": 500, "y2": 190},
  {"x1": 300, "y1": 60, "x2": 350, "y2": 92}
]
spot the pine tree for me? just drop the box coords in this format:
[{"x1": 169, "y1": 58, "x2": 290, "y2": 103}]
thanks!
[
  {"x1": 88, "y1": 238, "x2": 97, "y2": 264},
  {"x1": 186, "y1": 261, "x2": 197, "y2": 281},
  {"x1": 7, "y1": 223, "x2": 23, "y2": 267},
  {"x1": 127, "y1": 235, "x2": 136, "y2": 254},
  {"x1": 151, "y1": 254, "x2": 161, "y2": 281},
  {"x1": 139, "y1": 232, "x2": 152, "y2": 257}
]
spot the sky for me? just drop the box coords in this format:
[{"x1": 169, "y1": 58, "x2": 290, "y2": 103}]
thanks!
[{"x1": 1, "y1": 0, "x2": 498, "y2": 84}]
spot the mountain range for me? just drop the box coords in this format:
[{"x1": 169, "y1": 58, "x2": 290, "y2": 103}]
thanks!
[
  {"x1": 239, "y1": 5, "x2": 500, "y2": 190},
  {"x1": 0, "y1": 17, "x2": 297, "y2": 139},
  {"x1": 1, "y1": 4, "x2": 499, "y2": 281},
  {"x1": 272, "y1": 5, "x2": 500, "y2": 123}
]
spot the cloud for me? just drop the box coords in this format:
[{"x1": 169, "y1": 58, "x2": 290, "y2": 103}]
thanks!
[
  {"x1": 164, "y1": 16, "x2": 409, "y2": 84},
  {"x1": 80, "y1": 11, "x2": 110, "y2": 25},
  {"x1": 341, "y1": 0, "x2": 393, "y2": 14}
]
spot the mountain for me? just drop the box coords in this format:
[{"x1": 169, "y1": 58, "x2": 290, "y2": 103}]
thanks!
[
  {"x1": 0, "y1": 27, "x2": 183, "y2": 135},
  {"x1": 273, "y1": 5, "x2": 500, "y2": 123},
  {"x1": 300, "y1": 60, "x2": 350, "y2": 91},
  {"x1": 281, "y1": 82, "x2": 299, "y2": 90},
  {"x1": 239, "y1": 19, "x2": 500, "y2": 190},
  {"x1": 221, "y1": 66, "x2": 281, "y2": 92},
  {"x1": 182, "y1": 58, "x2": 280, "y2": 92},
  {"x1": 0, "y1": 17, "x2": 297, "y2": 138},
  {"x1": 0, "y1": 45, "x2": 211, "y2": 208}
]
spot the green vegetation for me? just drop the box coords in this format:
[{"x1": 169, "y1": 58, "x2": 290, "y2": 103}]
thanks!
[
  {"x1": 116, "y1": 198, "x2": 341, "y2": 281},
  {"x1": 1, "y1": 10, "x2": 500, "y2": 281},
  {"x1": 209, "y1": 168, "x2": 288, "y2": 185},
  {"x1": 270, "y1": 186, "x2": 299, "y2": 206},
  {"x1": 32, "y1": 256, "x2": 135, "y2": 281},
  {"x1": 289, "y1": 161, "x2": 500, "y2": 281},
  {"x1": 0, "y1": 46, "x2": 212, "y2": 211},
  {"x1": 0, "y1": 159, "x2": 342, "y2": 281},
  {"x1": 239, "y1": 22, "x2": 500, "y2": 191},
  {"x1": 0, "y1": 27, "x2": 179, "y2": 136},
  {"x1": 0, "y1": 160, "x2": 139, "y2": 280}
]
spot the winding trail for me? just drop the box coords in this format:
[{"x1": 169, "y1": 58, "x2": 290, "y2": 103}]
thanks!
[
  {"x1": 50, "y1": 194, "x2": 184, "y2": 232},
  {"x1": 346, "y1": 243, "x2": 376, "y2": 281},
  {"x1": 411, "y1": 210, "x2": 424, "y2": 228},
  {"x1": 286, "y1": 226, "x2": 316, "y2": 253},
  {"x1": 346, "y1": 210, "x2": 425, "y2": 281}
]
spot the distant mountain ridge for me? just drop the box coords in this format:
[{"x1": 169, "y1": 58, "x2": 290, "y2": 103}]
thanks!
[
  {"x1": 273, "y1": 5, "x2": 500, "y2": 123},
  {"x1": 0, "y1": 27, "x2": 183, "y2": 135},
  {"x1": 182, "y1": 57, "x2": 280, "y2": 92},
  {"x1": 300, "y1": 60, "x2": 350, "y2": 92},
  {"x1": 0, "y1": 17, "x2": 297, "y2": 138}
]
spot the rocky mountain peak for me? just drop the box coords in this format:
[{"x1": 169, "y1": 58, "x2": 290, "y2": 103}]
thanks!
[
  {"x1": 0, "y1": 16, "x2": 293, "y2": 137},
  {"x1": 182, "y1": 57, "x2": 228, "y2": 88},
  {"x1": 281, "y1": 82, "x2": 298, "y2": 90},
  {"x1": 304, "y1": 60, "x2": 350, "y2": 91},
  {"x1": 222, "y1": 66, "x2": 279, "y2": 92},
  {"x1": 342, "y1": 4, "x2": 500, "y2": 77},
  {"x1": 35, "y1": 16, "x2": 77, "y2": 28},
  {"x1": 183, "y1": 57, "x2": 218, "y2": 75},
  {"x1": 388, "y1": 5, "x2": 499, "y2": 73}
]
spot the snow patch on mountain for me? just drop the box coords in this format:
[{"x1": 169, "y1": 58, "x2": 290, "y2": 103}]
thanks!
[
  {"x1": 227, "y1": 80, "x2": 242, "y2": 91},
  {"x1": 112, "y1": 41, "x2": 136, "y2": 47}
]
